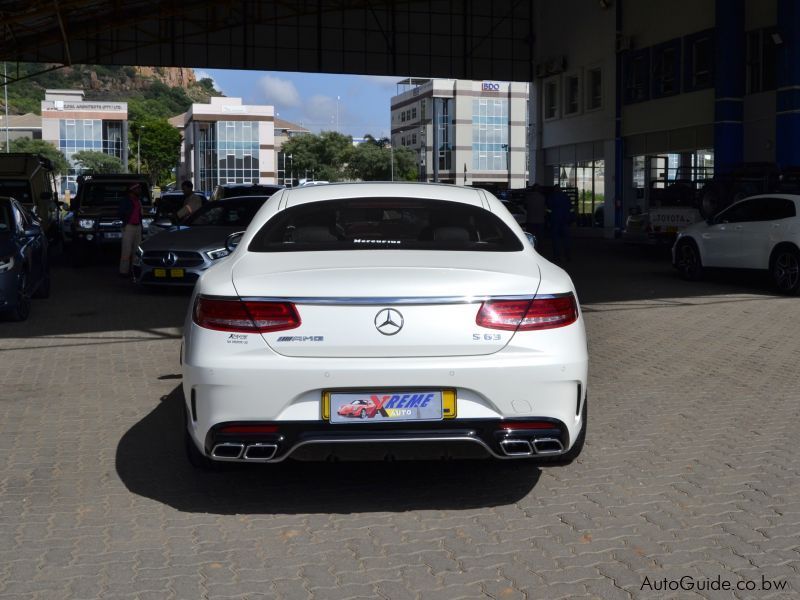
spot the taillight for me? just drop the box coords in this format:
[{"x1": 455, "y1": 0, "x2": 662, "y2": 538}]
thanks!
[
  {"x1": 193, "y1": 296, "x2": 301, "y2": 333},
  {"x1": 476, "y1": 294, "x2": 578, "y2": 331}
]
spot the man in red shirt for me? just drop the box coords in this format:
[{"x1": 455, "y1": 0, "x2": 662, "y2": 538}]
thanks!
[{"x1": 119, "y1": 183, "x2": 143, "y2": 277}]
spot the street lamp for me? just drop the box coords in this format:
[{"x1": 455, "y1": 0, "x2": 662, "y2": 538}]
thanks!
[
  {"x1": 136, "y1": 125, "x2": 145, "y2": 174},
  {"x1": 288, "y1": 153, "x2": 293, "y2": 187},
  {"x1": 336, "y1": 96, "x2": 340, "y2": 132}
]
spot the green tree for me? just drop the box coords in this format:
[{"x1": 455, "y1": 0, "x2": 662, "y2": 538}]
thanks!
[
  {"x1": 348, "y1": 141, "x2": 418, "y2": 181},
  {"x1": 281, "y1": 131, "x2": 354, "y2": 182},
  {"x1": 128, "y1": 117, "x2": 182, "y2": 185},
  {"x1": 72, "y1": 150, "x2": 123, "y2": 174},
  {"x1": 8, "y1": 138, "x2": 69, "y2": 175}
]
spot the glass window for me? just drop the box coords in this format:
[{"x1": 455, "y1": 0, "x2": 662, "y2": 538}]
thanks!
[
  {"x1": 187, "y1": 197, "x2": 267, "y2": 227},
  {"x1": 249, "y1": 198, "x2": 524, "y2": 252},
  {"x1": 716, "y1": 199, "x2": 765, "y2": 223},
  {"x1": 587, "y1": 68, "x2": 602, "y2": 110},
  {"x1": 653, "y1": 43, "x2": 680, "y2": 96},
  {"x1": 625, "y1": 50, "x2": 650, "y2": 103},
  {"x1": 764, "y1": 198, "x2": 796, "y2": 220},
  {"x1": 564, "y1": 75, "x2": 579, "y2": 115},
  {"x1": 471, "y1": 97, "x2": 506, "y2": 171},
  {"x1": 692, "y1": 37, "x2": 712, "y2": 88},
  {"x1": 544, "y1": 80, "x2": 558, "y2": 119}
]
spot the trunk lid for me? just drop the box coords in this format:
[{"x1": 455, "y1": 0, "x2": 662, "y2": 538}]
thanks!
[{"x1": 231, "y1": 251, "x2": 540, "y2": 357}]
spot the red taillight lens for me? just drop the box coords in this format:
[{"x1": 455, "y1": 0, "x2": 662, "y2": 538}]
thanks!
[
  {"x1": 193, "y1": 297, "x2": 301, "y2": 333},
  {"x1": 499, "y1": 421, "x2": 557, "y2": 430},
  {"x1": 219, "y1": 424, "x2": 279, "y2": 434},
  {"x1": 476, "y1": 294, "x2": 578, "y2": 331}
]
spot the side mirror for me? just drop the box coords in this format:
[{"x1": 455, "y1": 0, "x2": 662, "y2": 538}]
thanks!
[
  {"x1": 225, "y1": 231, "x2": 245, "y2": 253},
  {"x1": 525, "y1": 232, "x2": 538, "y2": 249}
]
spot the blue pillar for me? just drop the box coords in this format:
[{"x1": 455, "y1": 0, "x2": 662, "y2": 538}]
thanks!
[
  {"x1": 777, "y1": 0, "x2": 800, "y2": 168},
  {"x1": 714, "y1": 0, "x2": 744, "y2": 175}
]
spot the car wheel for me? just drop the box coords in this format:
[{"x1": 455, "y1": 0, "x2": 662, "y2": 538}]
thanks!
[
  {"x1": 537, "y1": 397, "x2": 587, "y2": 466},
  {"x1": 771, "y1": 247, "x2": 800, "y2": 295},
  {"x1": 8, "y1": 271, "x2": 32, "y2": 322},
  {"x1": 184, "y1": 425, "x2": 219, "y2": 471},
  {"x1": 359, "y1": 409, "x2": 368, "y2": 419},
  {"x1": 675, "y1": 239, "x2": 704, "y2": 281}
]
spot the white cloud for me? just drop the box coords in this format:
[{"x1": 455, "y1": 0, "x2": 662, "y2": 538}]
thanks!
[
  {"x1": 304, "y1": 95, "x2": 337, "y2": 124},
  {"x1": 258, "y1": 75, "x2": 301, "y2": 108},
  {"x1": 194, "y1": 70, "x2": 221, "y2": 92}
]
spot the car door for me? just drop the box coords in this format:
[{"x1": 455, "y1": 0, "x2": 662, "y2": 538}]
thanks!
[
  {"x1": 701, "y1": 201, "x2": 756, "y2": 267},
  {"x1": 744, "y1": 197, "x2": 798, "y2": 269},
  {"x1": 14, "y1": 202, "x2": 44, "y2": 284}
]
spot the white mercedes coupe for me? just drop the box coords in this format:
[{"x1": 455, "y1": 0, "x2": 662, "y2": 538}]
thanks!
[{"x1": 181, "y1": 183, "x2": 588, "y2": 468}]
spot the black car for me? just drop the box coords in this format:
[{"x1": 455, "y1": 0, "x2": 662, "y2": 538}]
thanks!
[
  {"x1": 210, "y1": 183, "x2": 284, "y2": 201},
  {"x1": 69, "y1": 174, "x2": 153, "y2": 264},
  {"x1": 0, "y1": 197, "x2": 49, "y2": 321}
]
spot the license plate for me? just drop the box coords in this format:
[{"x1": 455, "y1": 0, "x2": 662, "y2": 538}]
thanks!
[
  {"x1": 154, "y1": 268, "x2": 166, "y2": 277},
  {"x1": 169, "y1": 268, "x2": 184, "y2": 278},
  {"x1": 105, "y1": 232, "x2": 122, "y2": 239},
  {"x1": 324, "y1": 390, "x2": 456, "y2": 423}
]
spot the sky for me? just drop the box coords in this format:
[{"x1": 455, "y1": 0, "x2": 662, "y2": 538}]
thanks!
[{"x1": 198, "y1": 69, "x2": 407, "y2": 139}]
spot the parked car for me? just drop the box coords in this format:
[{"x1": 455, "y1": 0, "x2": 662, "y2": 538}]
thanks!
[
  {"x1": 210, "y1": 183, "x2": 283, "y2": 201},
  {"x1": 673, "y1": 194, "x2": 800, "y2": 294},
  {"x1": 0, "y1": 197, "x2": 50, "y2": 321},
  {"x1": 133, "y1": 195, "x2": 271, "y2": 286},
  {"x1": 68, "y1": 174, "x2": 153, "y2": 264},
  {"x1": 0, "y1": 153, "x2": 62, "y2": 249},
  {"x1": 146, "y1": 191, "x2": 208, "y2": 237},
  {"x1": 182, "y1": 182, "x2": 588, "y2": 468}
]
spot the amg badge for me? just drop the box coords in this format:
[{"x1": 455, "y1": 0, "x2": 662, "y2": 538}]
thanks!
[{"x1": 276, "y1": 336, "x2": 324, "y2": 342}]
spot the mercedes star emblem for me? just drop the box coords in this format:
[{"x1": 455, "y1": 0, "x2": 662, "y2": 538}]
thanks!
[
  {"x1": 374, "y1": 308, "x2": 404, "y2": 336},
  {"x1": 162, "y1": 252, "x2": 178, "y2": 267}
]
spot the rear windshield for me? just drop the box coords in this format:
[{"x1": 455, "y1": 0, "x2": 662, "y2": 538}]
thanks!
[
  {"x1": 187, "y1": 197, "x2": 267, "y2": 227},
  {"x1": 80, "y1": 182, "x2": 152, "y2": 206},
  {"x1": 248, "y1": 198, "x2": 523, "y2": 252},
  {"x1": 0, "y1": 180, "x2": 33, "y2": 204}
]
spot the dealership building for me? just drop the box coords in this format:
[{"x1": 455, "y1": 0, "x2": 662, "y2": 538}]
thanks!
[
  {"x1": 172, "y1": 96, "x2": 276, "y2": 193},
  {"x1": 390, "y1": 79, "x2": 530, "y2": 190},
  {"x1": 40, "y1": 89, "x2": 128, "y2": 193}
]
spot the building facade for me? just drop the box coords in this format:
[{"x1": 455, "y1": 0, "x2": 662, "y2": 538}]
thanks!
[
  {"x1": 390, "y1": 79, "x2": 529, "y2": 190},
  {"x1": 41, "y1": 89, "x2": 128, "y2": 193},
  {"x1": 530, "y1": 0, "x2": 791, "y2": 234},
  {"x1": 274, "y1": 117, "x2": 309, "y2": 187},
  {"x1": 176, "y1": 97, "x2": 275, "y2": 193},
  {"x1": 0, "y1": 113, "x2": 42, "y2": 146}
]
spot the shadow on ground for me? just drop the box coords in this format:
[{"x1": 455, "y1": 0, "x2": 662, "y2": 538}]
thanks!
[{"x1": 116, "y1": 385, "x2": 541, "y2": 514}]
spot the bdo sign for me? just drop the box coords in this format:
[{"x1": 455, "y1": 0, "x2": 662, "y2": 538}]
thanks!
[{"x1": 482, "y1": 82, "x2": 501, "y2": 92}]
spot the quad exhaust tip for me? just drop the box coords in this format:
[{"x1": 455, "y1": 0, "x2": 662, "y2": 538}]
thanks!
[
  {"x1": 499, "y1": 438, "x2": 565, "y2": 457},
  {"x1": 243, "y1": 443, "x2": 278, "y2": 461},
  {"x1": 499, "y1": 439, "x2": 533, "y2": 456},
  {"x1": 532, "y1": 438, "x2": 565, "y2": 455},
  {"x1": 211, "y1": 442, "x2": 245, "y2": 460}
]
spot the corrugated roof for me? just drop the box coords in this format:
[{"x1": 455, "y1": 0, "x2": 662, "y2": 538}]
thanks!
[
  {"x1": 0, "y1": 113, "x2": 42, "y2": 128},
  {"x1": 274, "y1": 117, "x2": 308, "y2": 133}
]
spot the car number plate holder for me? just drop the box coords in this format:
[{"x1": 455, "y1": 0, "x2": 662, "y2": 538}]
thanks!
[
  {"x1": 105, "y1": 232, "x2": 122, "y2": 239},
  {"x1": 322, "y1": 390, "x2": 456, "y2": 423}
]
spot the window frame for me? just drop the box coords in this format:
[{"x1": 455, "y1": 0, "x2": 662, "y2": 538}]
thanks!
[
  {"x1": 563, "y1": 73, "x2": 581, "y2": 116},
  {"x1": 543, "y1": 77, "x2": 559, "y2": 121},
  {"x1": 651, "y1": 38, "x2": 682, "y2": 98},
  {"x1": 585, "y1": 66, "x2": 603, "y2": 111},
  {"x1": 683, "y1": 29, "x2": 715, "y2": 92}
]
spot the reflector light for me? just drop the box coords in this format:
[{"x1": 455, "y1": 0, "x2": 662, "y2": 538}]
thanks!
[
  {"x1": 476, "y1": 294, "x2": 578, "y2": 331},
  {"x1": 193, "y1": 297, "x2": 301, "y2": 333},
  {"x1": 219, "y1": 424, "x2": 279, "y2": 434}
]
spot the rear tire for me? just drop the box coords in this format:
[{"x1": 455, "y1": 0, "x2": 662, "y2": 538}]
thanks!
[
  {"x1": 537, "y1": 398, "x2": 587, "y2": 466},
  {"x1": 770, "y1": 246, "x2": 800, "y2": 295},
  {"x1": 184, "y1": 425, "x2": 218, "y2": 471},
  {"x1": 675, "y1": 239, "x2": 704, "y2": 281}
]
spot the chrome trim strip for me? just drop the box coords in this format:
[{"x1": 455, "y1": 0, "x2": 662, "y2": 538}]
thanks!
[{"x1": 233, "y1": 294, "x2": 541, "y2": 306}]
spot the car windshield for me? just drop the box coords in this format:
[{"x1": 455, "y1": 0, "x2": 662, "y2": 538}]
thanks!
[
  {"x1": 0, "y1": 180, "x2": 33, "y2": 204},
  {"x1": 80, "y1": 182, "x2": 152, "y2": 206},
  {"x1": 249, "y1": 198, "x2": 523, "y2": 252},
  {"x1": 186, "y1": 197, "x2": 267, "y2": 227},
  {"x1": 0, "y1": 201, "x2": 12, "y2": 232},
  {"x1": 223, "y1": 185, "x2": 281, "y2": 198}
]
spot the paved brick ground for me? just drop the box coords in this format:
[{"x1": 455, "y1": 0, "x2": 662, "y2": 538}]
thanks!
[{"x1": 0, "y1": 240, "x2": 798, "y2": 599}]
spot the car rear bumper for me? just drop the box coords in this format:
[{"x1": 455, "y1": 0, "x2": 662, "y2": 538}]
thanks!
[{"x1": 183, "y1": 322, "x2": 589, "y2": 461}]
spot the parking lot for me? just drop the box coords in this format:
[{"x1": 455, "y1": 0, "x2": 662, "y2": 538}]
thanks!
[{"x1": 1, "y1": 239, "x2": 798, "y2": 599}]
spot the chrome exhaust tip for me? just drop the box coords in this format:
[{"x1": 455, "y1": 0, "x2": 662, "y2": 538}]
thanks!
[
  {"x1": 243, "y1": 443, "x2": 278, "y2": 461},
  {"x1": 211, "y1": 442, "x2": 245, "y2": 460},
  {"x1": 532, "y1": 438, "x2": 564, "y2": 455},
  {"x1": 499, "y1": 439, "x2": 533, "y2": 456}
]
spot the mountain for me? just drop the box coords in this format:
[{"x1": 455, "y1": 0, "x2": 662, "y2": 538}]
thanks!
[{"x1": 4, "y1": 63, "x2": 222, "y2": 117}]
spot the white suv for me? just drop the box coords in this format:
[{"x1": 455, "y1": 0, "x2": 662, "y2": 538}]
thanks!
[{"x1": 673, "y1": 194, "x2": 800, "y2": 294}]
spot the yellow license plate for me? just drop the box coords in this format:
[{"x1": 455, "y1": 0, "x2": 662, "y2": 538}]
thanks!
[
  {"x1": 321, "y1": 389, "x2": 456, "y2": 421},
  {"x1": 170, "y1": 268, "x2": 185, "y2": 277},
  {"x1": 154, "y1": 268, "x2": 166, "y2": 277}
]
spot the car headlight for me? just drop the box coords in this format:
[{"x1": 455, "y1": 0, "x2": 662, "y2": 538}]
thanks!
[
  {"x1": 78, "y1": 218, "x2": 96, "y2": 230},
  {"x1": 0, "y1": 255, "x2": 14, "y2": 273},
  {"x1": 142, "y1": 218, "x2": 153, "y2": 229},
  {"x1": 206, "y1": 247, "x2": 230, "y2": 260}
]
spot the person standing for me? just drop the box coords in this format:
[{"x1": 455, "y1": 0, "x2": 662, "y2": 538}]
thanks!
[
  {"x1": 524, "y1": 184, "x2": 546, "y2": 239},
  {"x1": 176, "y1": 180, "x2": 204, "y2": 221},
  {"x1": 119, "y1": 182, "x2": 143, "y2": 277},
  {"x1": 548, "y1": 184, "x2": 573, "y2": 262}
]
